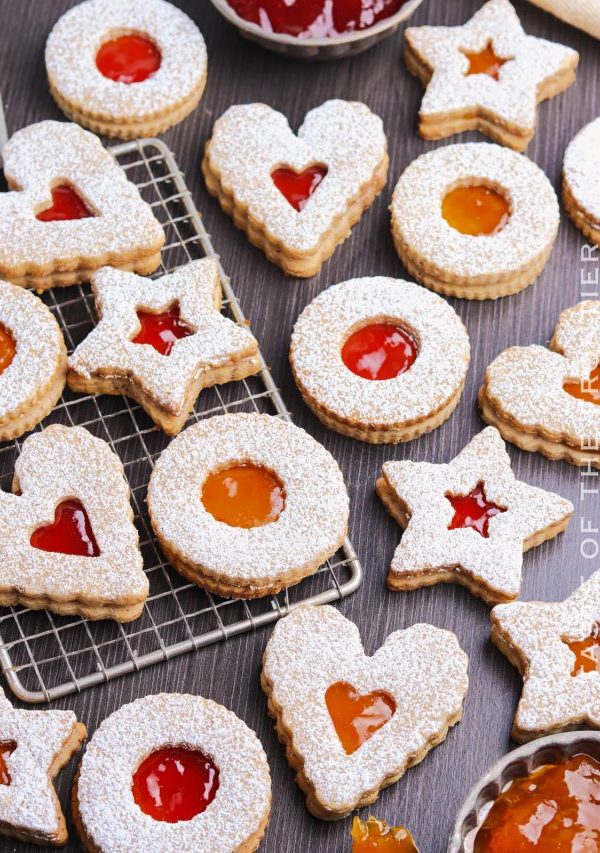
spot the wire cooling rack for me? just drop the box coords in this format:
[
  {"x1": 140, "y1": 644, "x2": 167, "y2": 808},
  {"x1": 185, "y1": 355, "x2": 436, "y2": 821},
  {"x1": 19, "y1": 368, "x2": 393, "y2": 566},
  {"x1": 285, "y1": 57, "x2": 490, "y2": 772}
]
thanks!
[{"x1": 0, "y1": 137, "x2": 362, "y2": 703}]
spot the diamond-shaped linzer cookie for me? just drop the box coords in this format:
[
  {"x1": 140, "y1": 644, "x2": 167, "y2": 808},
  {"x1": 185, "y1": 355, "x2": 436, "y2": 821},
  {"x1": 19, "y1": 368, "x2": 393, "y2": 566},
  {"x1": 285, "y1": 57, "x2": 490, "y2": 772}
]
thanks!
[
  {"x1": 0, "y1": 685, "x2": 86, "y2": 845},
  {"x1": 491, "y1": 569, "x2": 600, "y2": 742},
  {"x1": 377, "y1": 427, "x2": 573, "y2": 605},
  {"x1": 202, "y1": 99, "x2": 388, "y2": 277},
  {"x1": 480, "y1": 301, "x2": 600, "y2": 469},
  {"x1": 404, "y1": 0, "x2": 578, "y2": 151},
  {"x1": 0, "y1": 424, "x2": 148, "y2": 621},
  {"x1": 0, "y1": 121, "x2": 165, "y2": 289},
  {"x1": 261, "y1": 605, "x2": 468, "y2": 820},
  {"x1": 67, "y1": 260, "x2": 261, "y2": 435}
]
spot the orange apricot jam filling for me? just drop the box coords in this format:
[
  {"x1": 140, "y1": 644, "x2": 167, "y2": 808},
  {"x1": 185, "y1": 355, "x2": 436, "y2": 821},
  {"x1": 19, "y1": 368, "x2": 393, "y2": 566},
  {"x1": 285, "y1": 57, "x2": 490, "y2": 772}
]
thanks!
[
  {"x1": 201, "y1": 462, "x2": 285, "y2": 528},
  {"x1": 325, "y1": 681, "x2": 396, "y2": 755},
  {"x1": 442, "y1": 185, "x2": 510, "y2": 237},
  {"x1": 352, "y1": 816, "x2": 418, "y2": 851},
  {"x1": 564, "y1": 362, "x2": 600, "y2": 406},
  {"x1": 463, "y1": 42, "x2": 509, "y2": 80},
  {"x1": 565, "y1": 626, "x2": 600, "y2": 676},
  {"x1": 0, "y1": 324, "x2": 16, "y2": 375}
]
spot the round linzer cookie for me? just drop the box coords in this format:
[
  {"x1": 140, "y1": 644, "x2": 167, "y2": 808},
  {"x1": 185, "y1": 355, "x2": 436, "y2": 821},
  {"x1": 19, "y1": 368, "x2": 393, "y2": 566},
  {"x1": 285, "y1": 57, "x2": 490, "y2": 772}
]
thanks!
[
  {"x1": 0, "y1": 281, "x2": 66, "y2": 441},
  {"x1": 72, "y1": 693, "x2": 271, "y2": 852},
  {"x1": 46, "y1": 0, "x2": 207, "y2": 139},
  {"x1": 261, "y1": 605, "x2": 468, "y2": 820},
  {"x1": 480, "y1": 300, "x2": 600, "y2": 468},
  {"x1": 563, "y1": 117, "x2": 600, "y2": 247},
  {"x1": 147, "y1": 413, "x2": 349, "y2": 599},
  {"x1": 290, "y1": 277, "x2": 470, "y2": 443},
  {"x1": 390, "y1": 142, "x2": 559, "y2": 300}
]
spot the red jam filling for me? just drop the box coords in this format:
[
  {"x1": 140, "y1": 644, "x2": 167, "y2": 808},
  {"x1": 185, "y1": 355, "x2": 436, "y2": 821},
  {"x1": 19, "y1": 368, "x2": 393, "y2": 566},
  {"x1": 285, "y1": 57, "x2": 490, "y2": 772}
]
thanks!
[
  {"x1": 96, "y1": 34, "x2": 161, "y2": 84},
  {"x1": 341, "y1": 322, "x2": 418, "y2": 380},
  {"x1": 202, "y1": 463, "x2": 285, "y2": 528},
  {"x1": 132, "y1": 746, "x2": 219, "y2": 823},
  {"x1": 36, "y1": 185, "x2": 94, "y2": 222},
  {"x1": 132, "y1": 304, "x2": 194, "y2": 356},
  {"x1": 0, "y1": 742, "x2": 16, "y2": 787},
  {"x1": 30, "y1": 499, "x2": 100, "y2": 557},
  {"x1": 442, "y1": 185, "x2": 510, "y2": 236},
  {"x1": 0, "y1": 324, "x2": 16, "y2": 376},
  {"x1": 352, "y1": 816, "x2": 419, "y2": 852},
  {"x1": 565, "y1": 626, "x2": 600, "y2": 676},
  {"x1": 463, "y1": 42, "x2": 509, "y2": 80},
  {"x1": 447, "y1": 482, "x2": 507, "y2": 538},
  {"x1": 564, "y1": 362, "x2": 600, "y2": 406},
  {"x1": 325, "y1": 681, "x2": 396, "y2": 755},
  {"x1": 271, "y1": 165, "x2": 327, "y2": 212}
]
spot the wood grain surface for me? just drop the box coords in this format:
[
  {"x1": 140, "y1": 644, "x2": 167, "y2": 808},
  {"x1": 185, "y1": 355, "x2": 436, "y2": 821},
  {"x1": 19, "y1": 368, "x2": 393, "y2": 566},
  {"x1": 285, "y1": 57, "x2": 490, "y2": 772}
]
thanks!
[{"x1": 0, "y1": 1, "x2": 599, "y2": 850}]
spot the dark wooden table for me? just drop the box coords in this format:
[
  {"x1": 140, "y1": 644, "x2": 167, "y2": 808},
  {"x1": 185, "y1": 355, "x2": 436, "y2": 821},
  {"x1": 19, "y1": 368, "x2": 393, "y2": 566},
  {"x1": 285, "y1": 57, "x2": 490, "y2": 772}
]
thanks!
[{"x1": 0, "y1": 1, "x2": 599, "y2": 850}]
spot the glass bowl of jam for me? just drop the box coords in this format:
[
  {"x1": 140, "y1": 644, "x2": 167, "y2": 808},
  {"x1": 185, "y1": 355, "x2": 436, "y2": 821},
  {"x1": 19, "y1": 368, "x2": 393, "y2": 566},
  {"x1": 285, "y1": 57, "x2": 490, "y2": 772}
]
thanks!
[
  {"x1": 208, "y1": 0, "x2": 426, "y2": 59},
  {"x1": 448, "y1": 731, "x2": 600, "y2": 852}
]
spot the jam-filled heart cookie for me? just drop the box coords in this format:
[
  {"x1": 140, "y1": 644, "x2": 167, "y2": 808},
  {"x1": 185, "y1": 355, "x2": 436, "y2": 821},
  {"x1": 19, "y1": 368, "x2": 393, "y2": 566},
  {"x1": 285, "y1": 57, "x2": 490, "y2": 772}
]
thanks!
[
  {"x1": 480, "y1": 301, "x2": 600, "y2": 468},
  {"x1": 563, "y1": 118, "x2": 600, "y2": 248},
  {"x1": 147, "y1": 413, "x2": 349, "y2": 599},
  {"x1": 0, "y1": 424, "x2": 148, "y2": 621},
  {"x1": 46, "y1": 0, "x2": 207, "y2": 139},
  {"x1": 67, "y1": 260, "x2": 261, "y2": 435},
  {"x1": 72, "y1": 693, "x2": 271, "y2": 852},
  {"x1": 261, "y1": 605, "x2": 468, "y2": 820},
  {"x1": 491, "y1": 569, "x2": 600, "y2": 742},
  {"x1": 290, "y1": 276, "x2": 470, "y2": 443},
  {"x1": 203, "y1": 100, "x2": 388, "y2": 277},
  {"x1": 404, "y1": 0, "x2": 578, "y2": 151},
  {"x1": 377, "y1": 427, "x2": 573, "y2": 605},
  {"x1": 0, "y1": 281, "x2": 66, "y2": 441},
  {"x1": 390, "y1": 143, "x2": 559, "y2": 300},
  {"x1": 0, "y1": 121, "x2": 164, "y2": 289},
  {"x1": 0, "y1": 685, "x2": 86, "y2": 846}
]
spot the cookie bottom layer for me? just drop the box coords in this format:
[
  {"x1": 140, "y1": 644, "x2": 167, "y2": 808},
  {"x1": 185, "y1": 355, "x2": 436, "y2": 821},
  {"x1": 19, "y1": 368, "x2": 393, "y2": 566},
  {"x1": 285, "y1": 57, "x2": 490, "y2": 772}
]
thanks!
[
  {"x1": 0, "y1": 588, "x2": 145, "y2": 623},
  {"x1": 563, "y1": 179, "x2": 600, "y2": 247},
  {"x1": 0, "y1": 351, "x2": 67, "y2": 442},
  {"x1": 3, "y1": 251, "x2": 162, "y2": 291}
]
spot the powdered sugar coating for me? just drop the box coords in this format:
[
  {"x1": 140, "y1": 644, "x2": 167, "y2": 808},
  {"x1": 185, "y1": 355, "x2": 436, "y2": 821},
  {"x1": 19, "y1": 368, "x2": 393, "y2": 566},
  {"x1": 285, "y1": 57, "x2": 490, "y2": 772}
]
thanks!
[
  {"x1": 76, "y1": 693, "x2": 271, "y2": 853},
  {"x1": 204, "y1": 100, "x2": 387, "y2": 253},
  {"x1": 290, "y1": 277, "x2": 470, "y2": 426},
  {"x1": 564, "y1": 118, "x2": 600, "y2": 226},
  {"x1": 262, "y1": 605, "x2": 468, "y2": 813},
  {"x1": 382, "y1": 427, "x2": 573, "y2": 601},
  {"x1": 391, "y1": 143, "x2": 559, "y2": 280},
  {"x1": 46, "y1": 0, "x2": 207, "y2": 122},
  {"x1": 148, "y1": 414, "x2": 349, "y2": 583}
]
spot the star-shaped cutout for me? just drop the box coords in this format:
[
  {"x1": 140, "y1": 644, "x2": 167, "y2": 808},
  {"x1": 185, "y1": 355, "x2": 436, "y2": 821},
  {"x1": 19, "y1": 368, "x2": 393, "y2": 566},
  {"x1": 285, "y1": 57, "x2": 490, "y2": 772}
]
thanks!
[
  {"x1": 491, "y1": 570, "x2": 600, "y2": 741},
  {"x1": 376, "y1": 427, "x2": 573, "y2": 605},
  {"x1": 404, "y1": 0, "x2": 579, "y2": 150},
  {"x1": 0, "y1": 686, "x2": 86, "y2": 844},
  {"x1": 68, "y1": 259, "x2": 261, "y2": 434}
]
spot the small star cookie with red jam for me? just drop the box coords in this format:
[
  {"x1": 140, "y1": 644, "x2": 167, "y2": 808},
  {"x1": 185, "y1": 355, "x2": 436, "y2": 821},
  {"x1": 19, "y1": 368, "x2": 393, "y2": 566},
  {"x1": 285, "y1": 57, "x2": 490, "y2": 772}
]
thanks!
[
  {"x1": 68, "y1": 260, "x2": 261, "y2": 435},
  {"x1": 563, "y1": 118, "x2": 600, "y2": 248},
  {"x1": 404, "y1": 0, "x2": 578, "y2": 151},
  {"x1": 377, "y1": 427, "x2": 573, "y2": 605}
]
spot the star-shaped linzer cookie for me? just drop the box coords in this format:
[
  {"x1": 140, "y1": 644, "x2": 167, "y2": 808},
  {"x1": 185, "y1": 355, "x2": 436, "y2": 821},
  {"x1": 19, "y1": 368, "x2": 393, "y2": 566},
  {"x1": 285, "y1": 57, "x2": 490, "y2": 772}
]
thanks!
[
  {"x1": 491, "y1": 570, "x2": 600, "y2": 742},
  {"x1": 376, "y1": 427, "x2": 573, "y2": 605},
  {"x1": 0, "y1": 686, "x2": 86, "y2": 845},
  {"x1": 68, "y1": 259, "x2": 261, "y2": 435},
  {"x1": 404, "y1": 0, "x2": 579, "y2": 151}
]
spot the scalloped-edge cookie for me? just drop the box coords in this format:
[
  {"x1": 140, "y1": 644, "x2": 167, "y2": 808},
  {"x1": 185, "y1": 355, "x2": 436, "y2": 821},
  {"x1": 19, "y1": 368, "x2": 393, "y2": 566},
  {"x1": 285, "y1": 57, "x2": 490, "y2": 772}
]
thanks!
[
  {"x1": 202, "y1": 100, "x2": 388, "y2": 278},
  {"x1": 404, "y1": 0, "x2": 578, "y2": 151},
  {"x1": 0, "y1": 121, "x2": 164, "y2": 289},
  {"x1": 0, "y1": 424, "x2": 148, "y2": 621},
  {"x1": 46, "y1": 0, "x2": 207, "y2": 139},
  {"x1": 480, "y1": 301, "x2": 600, "y2": 468},
  {"x1": 377, "y1": 427, "x2": 573, "y2": 605},
  {"x1": 67, "y1": 260, "x2": 261, "y2": 435},
  {"x1": 0, "y1": 281, "x2": 66, "y2": 441},
  {"x1": 290, "y1": 276, "x2": 470, "y2": 443},
  {"x1": 72, "y1": 693, "x2": 271, "y2": 852},
  {"x1": 261, "y1": 605, "x2": 468, "y2": 820},
  {"x1": 491, "y1": 569, "x2": 600, "y2": 742},
  {"x1": 0, "y1": 684, "x2": 86, "y2": 846},
  {"x1": 563, "y1": 118, "x2": 600, "y2": 247}
]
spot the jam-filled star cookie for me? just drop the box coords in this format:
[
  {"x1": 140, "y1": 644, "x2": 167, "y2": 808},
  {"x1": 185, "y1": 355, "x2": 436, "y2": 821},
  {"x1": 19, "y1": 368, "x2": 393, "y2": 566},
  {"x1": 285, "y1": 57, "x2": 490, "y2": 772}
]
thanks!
[
  {"x1": 404, "y1": 0, "x2": 578, "y2": 151},
  {"x1": 148, "y1": 413, "x2": 349, "y2": 599},
  {"x1": 491, "y1": 569, "x2": 600, "y2": 742},
  {"x1": 73, "y1": 692, "x2": 271, "y2": 852},
  {"x1": 0, "y1": 685, "x2": 86, "y2": 846},
  {"x1": 0, "y1": 281, "x2": 66, "y2": 441},
  {"x1": 0, "y1": 121, "x2": 164, "y2": 289},
  {"x1": 203, "y1": 100, "x2": 388, "y2": 277},
  {"x1": 377, "y1": 427, "x2": 573, "y2": 605},
  {"x1": 563, "y1": 118, "x2": 600, "y2": 247},
  {"x1": 261, "y1": 605, "x2": 468, "y2": 820},
  {"x1": 0, "y1": 424, "x2": 148, "y2": 621},
  {"x1": 46, "y1": 0, "x2": 207, "y2": 139},
  {"x1": 68, "y1": 260, "x2": 261, "y2": 435},
  {"x1": 390, "y1": 143, "x2": 559, "y2": 299},
  {"x1": 480, "y1": 301, "x2": 600, "y2": 468},
  {"x1": 290, "y1": 276, "x2": 470, "y2": 443}
]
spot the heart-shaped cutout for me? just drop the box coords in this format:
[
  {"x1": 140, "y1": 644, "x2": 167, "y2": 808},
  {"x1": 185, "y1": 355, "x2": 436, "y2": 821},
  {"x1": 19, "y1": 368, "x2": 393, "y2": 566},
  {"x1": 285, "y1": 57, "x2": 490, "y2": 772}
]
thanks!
[
  {"x1": 132, "y1": 302, "x2": 194, "y2": 356},
  {"x1": 271, "y1": 165, "x2": 328, "y2": 212},
  {"x1": 325, "y1": 681, "x2": 396, "y2": 755},
  {"x1": 30, "y1": 498, "x2": 100, "y2": 557},
  {"x1": 36, "y1": 184, "x2": 95, "y2": 222}
]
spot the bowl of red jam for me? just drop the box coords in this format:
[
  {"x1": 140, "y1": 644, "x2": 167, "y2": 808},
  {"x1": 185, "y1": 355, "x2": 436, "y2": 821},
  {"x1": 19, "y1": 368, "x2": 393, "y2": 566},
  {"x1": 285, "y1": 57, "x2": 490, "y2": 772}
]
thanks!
[
  {"x1": 209, "y1": 0, "x2": 426, "y2": 59},
  {"x1": 448, "y1": 730, "x2": 600, "y2": 852}
]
